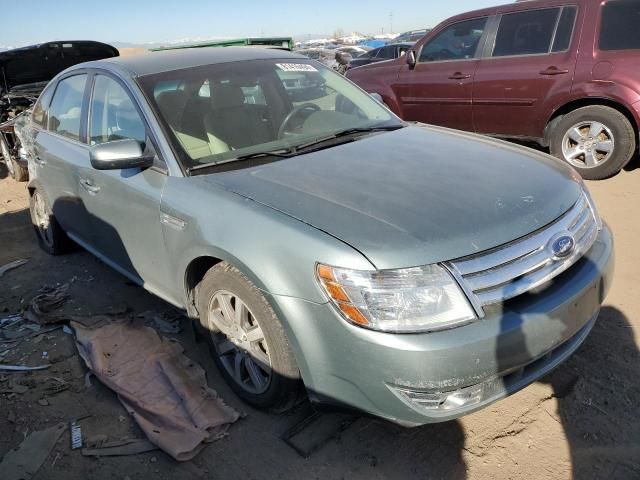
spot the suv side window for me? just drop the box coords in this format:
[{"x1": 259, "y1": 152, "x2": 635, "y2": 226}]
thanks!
[
  {"x1": 48, "y1": 74, "x2": 87, "y2": 141},
  {"x1": 419, "y1": 17, "x2": 488, "y2": 62},
  {"x1": 600, "y1": 0, "x2": 640, "y2": 51},
  {"x1": 551, "y1": 7, "x2": 577, "y2": 53},
  {"x1": 89, "y1": 75, "x2": 146, "y2": 146},
  {"x1": 32, "y1": 86, "x2": 54, "y2": 128},
  {"x1": 493, "y1": 8, "x2": 560, "y2": 57}
]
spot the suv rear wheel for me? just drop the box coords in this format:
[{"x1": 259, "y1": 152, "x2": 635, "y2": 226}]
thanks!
[{"x1": 549, "y1": 105, "x2": 636, "y2": 180}]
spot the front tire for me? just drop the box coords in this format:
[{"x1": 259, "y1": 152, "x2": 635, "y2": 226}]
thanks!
[
  {"x1": 549, "y1": 105, "x2": 636, "y2": 180},
  {"x1": 196, "y1": 262, "x2": 301, "y2": 411},
  {"x1": 29, "y1": 188, "x2": 72, "y2": 255}
]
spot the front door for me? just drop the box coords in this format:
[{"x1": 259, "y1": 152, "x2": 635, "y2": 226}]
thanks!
[
  {"x1": 393, "y1": 16, "x2": 489, "y2": 131},
  {"x1": 472, "y1": 6, "x2": 579, "y2": 138},
  {"x1": 80, "y1": 73, "x2": 171, "y2": 294}
]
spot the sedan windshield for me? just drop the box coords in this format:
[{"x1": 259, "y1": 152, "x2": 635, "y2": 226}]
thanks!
[{"x1": 138, "y1": 58, "x2": 399, "y2": 170}]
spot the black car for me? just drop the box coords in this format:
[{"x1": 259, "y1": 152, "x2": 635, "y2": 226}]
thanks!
[
  {"x1": 0, "y1": 41, "x2": 118, "y2": 181},
  {"x1": 346, "y1": 43, "x2": 413, "y2": 71}
]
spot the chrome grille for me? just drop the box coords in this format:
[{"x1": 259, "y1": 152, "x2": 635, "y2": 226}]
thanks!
[{"x1": 448, "y1": 193, "x2": 599, "y2": 309}]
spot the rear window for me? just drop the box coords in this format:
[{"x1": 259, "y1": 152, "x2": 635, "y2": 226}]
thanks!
[
  {"x1": 493, "y1": 8, "x2": 560, "y2": 57},
  {"x1": 600, "y1": 0, "x2": 640, "y2": 51}
]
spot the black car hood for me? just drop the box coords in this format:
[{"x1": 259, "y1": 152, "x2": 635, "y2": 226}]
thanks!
[
  {"x1": 203, "y1": 125, "x2": 582, "y2": 269},
  {"x1": 0, "y1": 41, "x2": 118, "y2": 93}
]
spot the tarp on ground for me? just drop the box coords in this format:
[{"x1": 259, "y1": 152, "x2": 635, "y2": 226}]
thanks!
[{"x1": 72, "y1": 321, "x2": 240, "y2": 461}]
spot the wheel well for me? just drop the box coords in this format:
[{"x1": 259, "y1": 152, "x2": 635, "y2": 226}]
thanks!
[
  {"x1": 546, "y1": 98, "x2": 639, "y2": 145},
  {"x1": 184, "y1": 256, "x2": 223, "y2": 318}
]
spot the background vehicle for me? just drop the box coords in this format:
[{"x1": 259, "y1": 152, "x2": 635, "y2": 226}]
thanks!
[
  {"x1": 0, "y1": 41, "x2": 118, "y2": 181},
  {"x1": 24, "y1": 48, "x2": 613, "y2": 426},
  {"x1": 347, "y1": 0, "x2": 640, "y2": 180},
  {"x1": 346, "y1": 42, "x2": 413, "y2": 70},
  {"x1": 393, "y1": 28, "x2": 431, "y2": 43}
]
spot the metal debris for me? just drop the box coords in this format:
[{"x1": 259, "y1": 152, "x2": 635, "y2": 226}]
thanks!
[
  {"x1": 0, "y1": 364, "x2": 50, "y2": 371},
  {"x1": 0, "y1": 258, "x2": 28, "y2": 278},
  {"x1": 81, "y1": 438, "x2": 158, "y2": 457},
  {"x1": 70, "y1": 422, "x2": 82, "y2": 450},
  {"x1": 0, "y1": 423, "x2": 66, "y2": 480}
]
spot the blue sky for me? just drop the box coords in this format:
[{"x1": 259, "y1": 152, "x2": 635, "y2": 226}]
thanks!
[{"x1": 1, "y1": 0, "x2": 499, "y2": 47}]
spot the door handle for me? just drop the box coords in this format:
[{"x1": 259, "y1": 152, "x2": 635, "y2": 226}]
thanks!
[
  {"x1": 448, "y1": 72, "x2": 472, "y2": 80},
  {"x1": 539, "y1": 67, "x2": 569, "y2": 76},
  {"x1": 79, "y1": 178, "x2": 100, "y2": 195},
  {"x1": 34, "y1": 155, "x2": 46, "y2": 166}
]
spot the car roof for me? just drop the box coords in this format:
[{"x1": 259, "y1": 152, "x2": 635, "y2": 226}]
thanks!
[
  {"x1": 445, "y1": 0, "x2": 598, "y2": 22},
  {"x1": 80, "y1": 47, "x2": 308, "y2": 77}
]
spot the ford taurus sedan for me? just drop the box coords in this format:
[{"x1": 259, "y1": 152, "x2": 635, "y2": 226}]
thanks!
[{"x1": 21, "y1": 48, "x2": 613, "y2": 425}]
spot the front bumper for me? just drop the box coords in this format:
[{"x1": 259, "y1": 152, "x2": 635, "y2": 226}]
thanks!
[{"x1": 273, "y1": 224, "x2": 614, "y2": 426}]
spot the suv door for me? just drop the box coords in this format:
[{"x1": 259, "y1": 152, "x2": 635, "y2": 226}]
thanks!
[
  {"x1": 34, "y1": 73, "x2": 95, "y2": 244},
  {"x1": 472, "y1": 6, "x2": 579, "y2": 138},
  {"x1": 82, "y1": 73, "x2": 171, "y2": 293},
  {"x1": 393, "y1": 16, "x2": 489, "y2": 130}
]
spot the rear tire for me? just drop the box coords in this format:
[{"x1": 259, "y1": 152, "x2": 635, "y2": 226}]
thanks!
[
  {"x1": 549, "y1": 105, "x2": 636, "y2": 180},
  {"x1": 29, "y1": 188, "x2": 72, "y2": 255},
  {"x1": 196, "y1": 262, "x2": 302, "y2": 411}
]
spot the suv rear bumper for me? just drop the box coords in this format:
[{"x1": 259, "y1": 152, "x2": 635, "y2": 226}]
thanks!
[{"x1": 273, "y1": 224, "x2": 614, "y2": 426}]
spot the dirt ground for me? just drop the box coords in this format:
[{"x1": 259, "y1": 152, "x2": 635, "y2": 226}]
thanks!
[{"x1": 1, "y1": 156, "x2": 639, "y2": 480}]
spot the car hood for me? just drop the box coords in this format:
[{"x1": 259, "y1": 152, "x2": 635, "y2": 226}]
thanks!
[
  {"x1": 0, "y1": 41, "x2": 118, "y2": 92},
  {"x1": 203, "y1": 125, "x2": 582, "y2": 269}
]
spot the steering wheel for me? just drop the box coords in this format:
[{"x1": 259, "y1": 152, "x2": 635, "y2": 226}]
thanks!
[{"x1": 278, "y1": 103, "x2": 321, "y2": 139}]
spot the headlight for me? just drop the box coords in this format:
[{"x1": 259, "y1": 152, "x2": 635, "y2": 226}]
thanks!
[
  {"x1": 316, "y1": 263, "x2": 476, "y2": 333},
  {"x1": 570, "y1": 170, "x2": 603, "y2": 231}
]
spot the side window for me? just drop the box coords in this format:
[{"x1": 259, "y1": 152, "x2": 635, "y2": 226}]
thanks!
[
  {"x1": 419, "y1": 17, "x2": 488, "y2": 62},
  {"x1": 377, "y1": 46, "x2": 395, "y2": 59},
  {"x1": 48, "y1": 74, "x2": 87, "y2": 141},
  {"x1": 89, "y1": 75, "x2": 146, "y2": 146},
  {"x1": 600, "y1": 0, "x2": 640, "y2": 51},
  {"x1": 493, "y1": 8, "x2": 560, "y2": 57},
  {"x1": 552, "y1": 7, "x2": 577, "y2": 52},
  {"x1": 32, "y1": 86, "x2": 54, "y2": 127}
]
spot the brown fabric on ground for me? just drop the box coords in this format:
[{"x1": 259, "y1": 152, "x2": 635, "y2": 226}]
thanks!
[{"x1": 72, "y1": 321, "x2": 240, "y2": 461}]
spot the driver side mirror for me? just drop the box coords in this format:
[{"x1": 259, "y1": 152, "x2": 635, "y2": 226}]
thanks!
[
  {"x1": 90, "y1": 139, "x2": 154, "y2": 171},
  {"x1": 406, "y1": 50, "x2": 417, "y2": 70}
]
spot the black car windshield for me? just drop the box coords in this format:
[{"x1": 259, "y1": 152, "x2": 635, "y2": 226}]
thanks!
[{"x1": 138, "y1": 58, "x2": 399, "y2": 170}]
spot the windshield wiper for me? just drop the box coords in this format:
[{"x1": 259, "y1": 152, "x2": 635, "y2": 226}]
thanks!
[
  {"x1": 293, "y1": 124, "x2": 405, "y2": 152},
  {"x1": 187, "y1": 124, "x2": 405, "y2": 174}
]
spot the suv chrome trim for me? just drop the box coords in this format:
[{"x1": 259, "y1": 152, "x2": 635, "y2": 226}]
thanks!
[{"x1": 447, "y1": 193, "x2": 598, "y2": 308}]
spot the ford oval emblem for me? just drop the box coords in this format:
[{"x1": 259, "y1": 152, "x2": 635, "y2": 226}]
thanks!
[{"x1": 549, "y1": 234, "x2": 575, "y2": 260}]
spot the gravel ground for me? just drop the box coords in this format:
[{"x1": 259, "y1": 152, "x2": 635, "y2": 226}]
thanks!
[{"x1": 0, "y1": 158, "x2": 639, "y2": 480}]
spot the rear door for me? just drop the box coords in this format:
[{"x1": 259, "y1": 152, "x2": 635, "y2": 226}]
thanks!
[
  {"x1": 80, "y1": 73, "x2": 171, "y2": 292},
  {"x1": 393, "y1": 16, "x2": 489, "y2": 130},
  {"x1": 34, "y1": 73, "x2": 95, "y2": 244},
  {"x1": 472, "y1": 5, "x2": 580, "y2": 138}
]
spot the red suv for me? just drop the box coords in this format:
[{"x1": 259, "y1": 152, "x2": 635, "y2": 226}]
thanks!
[{"x1": 346, "y1": 0, "x2": 640, "y2": 179}]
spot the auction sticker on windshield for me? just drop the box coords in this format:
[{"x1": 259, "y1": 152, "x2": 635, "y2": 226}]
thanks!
[{"x1": 276, "y1": 63, "x2": 318, "y2": 72}]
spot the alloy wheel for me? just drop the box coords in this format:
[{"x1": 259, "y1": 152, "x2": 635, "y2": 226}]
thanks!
[
  {"x1": 207, "y1": 290, "x2": 272, "y2": 394},
  {"x1": 561, "y1": 121, "x2": 615, "y2": 169}
]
